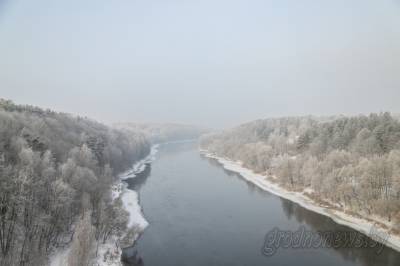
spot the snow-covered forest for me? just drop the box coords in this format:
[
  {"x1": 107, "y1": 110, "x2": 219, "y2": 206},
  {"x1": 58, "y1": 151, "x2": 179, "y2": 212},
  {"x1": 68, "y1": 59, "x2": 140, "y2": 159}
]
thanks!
[
  {"x1": 200, "y1": 113, "x2": 400, "y2": 230},
  {"x1": 115, "y1": 122, "x2": 207, "y2": 144},
  {"x1": 0, "y1": 99, "x2": 151, "y2": 266}
]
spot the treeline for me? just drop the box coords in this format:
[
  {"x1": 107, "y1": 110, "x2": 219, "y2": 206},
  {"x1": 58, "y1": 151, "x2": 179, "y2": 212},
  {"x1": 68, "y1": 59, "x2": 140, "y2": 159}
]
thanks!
[
  {"x1": 115, "y1": 122, "x2": 207, "y2": 143},
  {"x1": 200, "y1": 113, "x2": 400, "y2": 228},
  {"x1": 0, "y1": 99, "x2": 150, "y2": 265}
]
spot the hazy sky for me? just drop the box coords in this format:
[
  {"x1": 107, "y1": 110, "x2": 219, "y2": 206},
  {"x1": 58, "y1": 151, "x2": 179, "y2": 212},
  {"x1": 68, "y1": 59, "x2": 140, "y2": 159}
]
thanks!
[{"x1": 0, "y1": 0, "x2": 399, "y2": 128}]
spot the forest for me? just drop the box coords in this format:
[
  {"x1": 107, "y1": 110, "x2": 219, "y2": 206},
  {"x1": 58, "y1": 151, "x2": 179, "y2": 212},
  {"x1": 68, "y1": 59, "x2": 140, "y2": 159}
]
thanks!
[
  {"x1": 115, "y1": 122, "x2": 207, "y2": 144},
  {"x1": 0, "y1": 99, "x2": 151, "y2": 266},
  {"x1": 200, "y1": 113, "x2": 400, "y2": 230}
]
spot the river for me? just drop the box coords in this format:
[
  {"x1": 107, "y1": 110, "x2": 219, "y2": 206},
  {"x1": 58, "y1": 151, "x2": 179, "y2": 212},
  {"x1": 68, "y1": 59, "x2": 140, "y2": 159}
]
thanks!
[{"x1": 122, "y1": 141, "x2": 400, "y2": 266}]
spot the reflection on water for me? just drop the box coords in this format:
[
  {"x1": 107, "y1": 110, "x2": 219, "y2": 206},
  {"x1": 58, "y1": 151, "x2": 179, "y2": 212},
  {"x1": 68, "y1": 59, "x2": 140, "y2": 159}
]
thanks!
[{"x1": 122, "y1": 142, "x2": 400, "y2": 266}]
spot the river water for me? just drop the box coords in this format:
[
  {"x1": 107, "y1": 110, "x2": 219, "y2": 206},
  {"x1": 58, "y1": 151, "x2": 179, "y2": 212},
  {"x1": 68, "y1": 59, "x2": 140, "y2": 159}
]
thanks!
[{"x1": 123, "y1": 141, "x2": 400, "y2": 266}]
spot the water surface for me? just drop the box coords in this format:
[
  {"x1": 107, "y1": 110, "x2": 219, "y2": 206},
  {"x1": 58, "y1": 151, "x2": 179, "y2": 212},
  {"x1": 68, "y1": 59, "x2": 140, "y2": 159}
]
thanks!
[{"x1": 125, "y1": 142, "x2": 400, "y2": 266}]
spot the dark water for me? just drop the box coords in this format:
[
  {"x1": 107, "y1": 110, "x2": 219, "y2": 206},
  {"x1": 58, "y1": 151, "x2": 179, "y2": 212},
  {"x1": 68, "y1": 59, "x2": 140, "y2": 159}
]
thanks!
[{"x1": 123, "y1": 141, "x2": 400, "y2": 266}]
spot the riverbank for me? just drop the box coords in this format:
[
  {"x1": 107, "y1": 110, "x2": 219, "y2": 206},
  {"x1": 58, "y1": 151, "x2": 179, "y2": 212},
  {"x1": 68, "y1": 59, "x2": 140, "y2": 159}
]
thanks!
[
  {"x1": 200, "y1": 149, "x2": 400, "y2": 253},
  {"x1": 49, "y1": 145, "x2": 159, "y2": 266},
  {"x1": 92, "y1": 145, "x2": 159, "y2": 266}
]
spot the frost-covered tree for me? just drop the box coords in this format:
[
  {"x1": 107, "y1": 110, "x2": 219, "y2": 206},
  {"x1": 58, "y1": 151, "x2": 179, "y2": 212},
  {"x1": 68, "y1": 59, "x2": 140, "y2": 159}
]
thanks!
[
  {"x1": 0, "y1": 99, "x2": 151, "y2": 265},
  {"x1": 200, "y1": 112, "x2": 400, "y2": 226}
]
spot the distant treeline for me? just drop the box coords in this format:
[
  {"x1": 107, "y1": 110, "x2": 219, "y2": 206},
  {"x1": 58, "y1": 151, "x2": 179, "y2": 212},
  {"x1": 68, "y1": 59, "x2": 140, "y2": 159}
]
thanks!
[
  {"x1": 115, "y1": 122, "x2": 207, "y2": 144},
  {"x1": 0, "y1": 99, "x2": 150, "y2": 265},
  {"x1": 201, "y1": 113, "x2": 400, "y2": 229}
]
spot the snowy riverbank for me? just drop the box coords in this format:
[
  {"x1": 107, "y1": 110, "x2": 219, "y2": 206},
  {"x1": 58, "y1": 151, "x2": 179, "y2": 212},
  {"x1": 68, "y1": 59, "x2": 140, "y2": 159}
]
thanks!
[
  {"x1": 200, "y1": 149, "x2": 400, "y2": 253},
  {"x1": 93, "y1": 145, "x2": 159, "y2": 266},
  {"x1": 118, "y1": 144, "x2": 159, "y2": 229},
  {"x1": 50, "y1": 145, "x2": 159, "y2": 266}
]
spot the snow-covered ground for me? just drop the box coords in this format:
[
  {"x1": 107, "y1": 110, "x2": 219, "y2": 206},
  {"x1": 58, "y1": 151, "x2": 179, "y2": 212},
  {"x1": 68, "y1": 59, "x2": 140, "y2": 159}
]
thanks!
[
  {"x1": 200, "y1": 149, "x2": 400, "y2": 253},
  {"x1": 120, "y1": 189, "x2": 149, "y2": 229}
]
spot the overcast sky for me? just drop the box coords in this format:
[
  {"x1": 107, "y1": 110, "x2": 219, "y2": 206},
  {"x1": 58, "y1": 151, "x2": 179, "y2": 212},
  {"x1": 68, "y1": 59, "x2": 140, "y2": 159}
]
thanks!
[{"x1": 0, "y1": 0, "x2": 399, "y2": 128}]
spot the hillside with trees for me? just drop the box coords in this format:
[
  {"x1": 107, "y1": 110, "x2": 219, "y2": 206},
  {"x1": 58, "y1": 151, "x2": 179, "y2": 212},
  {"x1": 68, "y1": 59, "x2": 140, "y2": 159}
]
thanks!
[
  {"x1": 115, "y1": 122, "x2": 207, "y2": 144},
  {"x1": 0, "y1": 99, "x2": 150, "y2": 266},
  {"x1": 200, "y1": 113, "x2": 400, "y2": 230}
]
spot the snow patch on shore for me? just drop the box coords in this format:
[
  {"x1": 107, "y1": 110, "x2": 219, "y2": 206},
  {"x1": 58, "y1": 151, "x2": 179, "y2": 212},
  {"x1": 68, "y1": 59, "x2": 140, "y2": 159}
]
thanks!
[
  {"x1": 200, "y1": 149, "x2": 400, "y2": 253},
  {"x1": 110, "y1": 183, "x2": 149, "y2": 230},
  {"x1": 121, "y1": 189, "x2": 149, "y2": 229},
  {"x1": 120, "y1": 145, "x2": 159, "y2": 181}
]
